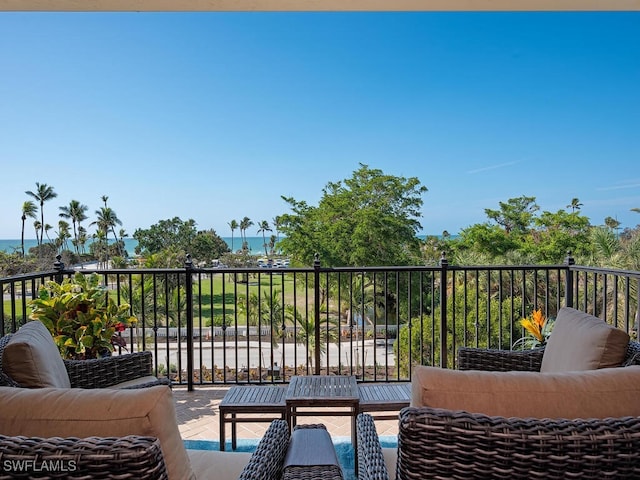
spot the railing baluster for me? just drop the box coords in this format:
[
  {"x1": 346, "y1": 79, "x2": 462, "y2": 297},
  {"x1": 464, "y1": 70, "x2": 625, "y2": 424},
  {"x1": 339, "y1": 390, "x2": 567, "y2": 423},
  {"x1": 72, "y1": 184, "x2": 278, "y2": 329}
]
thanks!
[{"x1": 1, "y1": 256, "x2": 638, "y2": 388}]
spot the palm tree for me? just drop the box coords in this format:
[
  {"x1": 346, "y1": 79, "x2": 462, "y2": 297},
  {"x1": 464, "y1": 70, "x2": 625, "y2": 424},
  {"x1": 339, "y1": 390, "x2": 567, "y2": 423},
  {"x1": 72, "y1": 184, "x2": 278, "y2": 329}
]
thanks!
[
  {"x1": 91, "y1": 206, "x2": 123, "y2": 264},
  {"x1": 272, "y1": 216, "x2": 283, "y2": 242},
  {"x1": 257, "y1": 220, "x2": 272, "y2": 256},
  {"x1": 77, "y1": 226, "x2": 88, "y2": 254},
  {"x1": 239, "y1": 216, "x2": 253, "y2": 251},
  {"x1": 33, "y1": 220, "x2": 41, "y2": 244},
  {"x1": 43, "y1": 224, "x2": 53, "y2": 243},
  {"x1": 567, "y1": 198, "x2": 583, "y2": 212},
  {"x1": 285, "y1": 305, "x2": 339, "y2": 371},
  {"x1": 604, "y1": 216, "x2": 622, "y2": 238},
  {"x1": 56, "y1": 220, "x2": 71, "y2": 252},
  {"x1": 20, "y1": 201, "x2": 38, "y2": 257},
  {"x1": 25, "y1": 182, "x2": 57, "y2": 246},
  {"x1": 228, "y1": 219, "x2": 239, "y2": 252},
  {"x1": 118, "y1": 228, "x2": 129, "y2": 256},
  {"x1": 59, "y1": 200, "x2": 88, "y2": 254},
  {"x1": 269, "y1": 234, "x2": 277, "y2": 255}
]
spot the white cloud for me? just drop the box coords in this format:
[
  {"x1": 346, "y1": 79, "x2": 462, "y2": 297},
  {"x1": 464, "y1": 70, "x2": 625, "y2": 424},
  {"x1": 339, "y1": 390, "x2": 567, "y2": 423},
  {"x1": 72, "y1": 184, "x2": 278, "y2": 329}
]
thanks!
[
  {"x1": 597, "y1": 182, "x2": 640, "y2": 191},
  {"x1": 467, "y1": 161, "x2": 519, "y2": 175}
]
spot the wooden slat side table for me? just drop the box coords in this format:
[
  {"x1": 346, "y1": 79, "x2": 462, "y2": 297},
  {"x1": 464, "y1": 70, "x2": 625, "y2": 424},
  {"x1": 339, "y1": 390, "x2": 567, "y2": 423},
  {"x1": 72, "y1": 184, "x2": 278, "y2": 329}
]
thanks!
[
  {"x1": 285, "y1": 375, "x2": 359, "y2": 474},
  {"x1": 358, "y1": 382, "x2": 411, "y2": 420},
  {"x1": 218, "y1": 385, "x2": 287, "y2": 451}
]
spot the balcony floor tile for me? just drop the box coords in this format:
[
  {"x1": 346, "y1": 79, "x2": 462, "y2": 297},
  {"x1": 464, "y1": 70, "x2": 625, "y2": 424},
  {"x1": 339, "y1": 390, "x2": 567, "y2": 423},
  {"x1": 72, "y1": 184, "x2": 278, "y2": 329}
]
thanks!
[{"x1": 174, "y1": 386, "x2": 399, "y2": 441}]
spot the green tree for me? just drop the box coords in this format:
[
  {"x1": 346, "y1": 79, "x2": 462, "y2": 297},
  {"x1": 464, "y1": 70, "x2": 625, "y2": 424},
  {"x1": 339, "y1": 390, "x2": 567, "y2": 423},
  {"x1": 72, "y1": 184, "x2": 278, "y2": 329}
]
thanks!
[
  {"x1": 279, "y1": 164, "x2": 427, "y2": 267},
  {"x1": 191, "y1": 229, "x2": 230, "y2": 264},
  {"x1": 455, "y1": 223, "x2": 518, "y2": 259},
  {"x1": 257, "y1": 220, "x2": 272, "y2": 256},
  {"x1": 25, "y1": 182, "x2": 57, "y2": 246},
  {"x1": 33, "y1": 220, "x2": 41, "y2": 244},
  {"x1": 272, "y1": 215, "x2": 283, "y2": 242},
  {"x1": 56, "y1": 220, "x2": 71, "y2": 251},
  {"x1": 566, "y1": 197, "x2": 583, "y2": 212},
  {"x1": 133, "y1": 217, "x2": 206, "y2": 266},
  {"x1": 59, "y1": 200, "x2": 88, "y2": 254},
  {"x1": 44, "y1": 223, "x2": 53, "y2": 243},
  {"x1": 20, "y1": 200, "x2": 38, "y2": 257},
  {"x1": 228, "y1": 219, "x2": 239, "y2": 252},
  {"x1": 526, "y1": 208, "x2": 591, "y2": 263},
  {"x1": 587, "y1": 226, "x2": 621, "y2": 266},
  {"x1": 484, "y1": 195, "x2": 538, "y2": 235},
  {"x1": 134, "y1": 217, "x2": 197, "y2": 255},
  {"x1": 239, "y1": 217, "x2": 253, "y2": 252},
  {"x1": 285, "y1": 305, "x2": 339, "y2": 371},
  {"x1": 604, "y1": 216, "x2": 621, "y2": 230},
  {"x1": 92, "y1": 206, "x2": 123, "y2": 259}
]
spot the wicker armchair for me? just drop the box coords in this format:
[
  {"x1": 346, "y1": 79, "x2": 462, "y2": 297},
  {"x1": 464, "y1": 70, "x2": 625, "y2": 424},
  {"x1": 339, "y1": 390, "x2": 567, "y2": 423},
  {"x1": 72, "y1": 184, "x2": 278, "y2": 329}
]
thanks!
[
  {"x1": 63, "y1": 351, "x2": 170, "y2": 388},
  {"x1": 457, "y1": 339, "x2": 640, "y2": 372},
  {"x1": 0, "y1": 329, "x2": 169, "y2": 389},
  {"x1": 0, "y1": 435, "x2": 168, "y2": 480},
  {"x1": 357, "y1": 339, "x2": 640, "y2": 480},
  {"x1": 0, "y1": 420, "x2": 291, "y2": 480},
  {"x1": 358, "y1": 406, "x2": 640, "y2": 480}
]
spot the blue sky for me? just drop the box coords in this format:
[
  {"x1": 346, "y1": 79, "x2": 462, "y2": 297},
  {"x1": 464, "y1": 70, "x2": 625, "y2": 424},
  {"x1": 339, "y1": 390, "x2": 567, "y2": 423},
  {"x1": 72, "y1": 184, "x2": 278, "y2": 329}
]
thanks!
[{"x1": 1, "y1": 12, "x2": 639, "y2": 239}]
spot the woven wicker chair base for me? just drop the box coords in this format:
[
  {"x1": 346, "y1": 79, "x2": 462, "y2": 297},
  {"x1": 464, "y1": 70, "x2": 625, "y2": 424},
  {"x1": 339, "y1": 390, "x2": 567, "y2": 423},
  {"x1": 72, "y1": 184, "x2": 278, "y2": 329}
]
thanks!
[
  {"x1": 64, "y1": 351, "x2": 168, "y2": 388},
  {"x1": 284, "y1": 465, "x2": 344, "y2": 480},
  {"x1": 282, "y1": 424, "x2": 344, "y2": 480},
  {"x1": 0, "y1": 435, "x2": 167, "y2": 479},
  {"x1": 358, "y1": 408, "x2": 640, "y2": 480},
  {"x1": 238, "y1": 419, "x2": 291, "y2": 480},
  {"x1": 405, "y1": 408, "x2": 640, "y2": 479}
]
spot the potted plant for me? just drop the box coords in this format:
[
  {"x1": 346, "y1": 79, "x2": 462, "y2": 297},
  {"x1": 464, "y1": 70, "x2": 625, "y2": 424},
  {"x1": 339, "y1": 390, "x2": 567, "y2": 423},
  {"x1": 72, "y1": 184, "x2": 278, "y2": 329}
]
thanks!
[
  {"x1": 512, "y1": 308, "x2": 555, "y2": 350},
  {"x1": 29, "y1": 272, "x2": 137, "y2": 359}
]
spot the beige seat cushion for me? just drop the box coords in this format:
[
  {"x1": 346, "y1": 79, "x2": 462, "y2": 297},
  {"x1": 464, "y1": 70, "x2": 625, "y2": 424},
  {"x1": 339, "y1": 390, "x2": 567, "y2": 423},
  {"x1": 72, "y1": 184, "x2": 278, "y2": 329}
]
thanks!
[
  {"x1": 188, "y1": 450, "x2": 252, "y2": 480},
  {"x1": 107, "y1": 375, "x2": 163, "y2": 389},
  {"x1": 540, "y1": 307, "x2": 629, "y2": 372},
  {"x1": 411, "y1": 365, "x2": 640, "y2": 419},
  {"x1": 2, "y1": 321, "x2": 71, "y2": 388},
  {"x1": 0, "y1": 385, "x2": 194, "y2": 480},
  {"x1": 381, "y1": 447, "x2": 398, "y2": 480}
]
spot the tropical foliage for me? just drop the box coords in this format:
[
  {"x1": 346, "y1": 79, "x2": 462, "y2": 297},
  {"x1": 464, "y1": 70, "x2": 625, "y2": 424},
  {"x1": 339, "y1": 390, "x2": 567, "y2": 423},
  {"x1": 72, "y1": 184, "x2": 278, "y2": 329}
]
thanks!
[
  {"x1": 512, "y1": 309, "x2": 554, "y2": 350},
  {"x1": 278, "y1": 163, "x2": 427, "y2": 267},
  {"x1": 133, "y1": 217, "x2": 229, "y2": 267},
  {"x1": 29, "y1": 273, "x2": 137, "y2": 359}
]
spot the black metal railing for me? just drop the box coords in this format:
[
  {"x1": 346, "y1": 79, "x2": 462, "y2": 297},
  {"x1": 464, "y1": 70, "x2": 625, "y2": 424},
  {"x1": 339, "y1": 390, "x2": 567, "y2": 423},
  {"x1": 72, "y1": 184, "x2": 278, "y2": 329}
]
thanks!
[{"x1": 1, "y1": 254, "x2": 638, "y2": 390}]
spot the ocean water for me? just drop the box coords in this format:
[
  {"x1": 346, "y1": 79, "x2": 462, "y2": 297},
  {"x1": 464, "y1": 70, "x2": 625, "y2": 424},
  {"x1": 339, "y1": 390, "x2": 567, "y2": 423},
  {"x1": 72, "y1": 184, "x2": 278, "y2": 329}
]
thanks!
[{"x1": 0, "y1": 236, "x2": 270, "y2": 256}]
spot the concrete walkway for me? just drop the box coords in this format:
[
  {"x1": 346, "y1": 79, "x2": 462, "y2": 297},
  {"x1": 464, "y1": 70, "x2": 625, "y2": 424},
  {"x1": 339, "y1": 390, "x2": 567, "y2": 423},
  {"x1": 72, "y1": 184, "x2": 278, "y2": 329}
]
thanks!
[{"x1": 173, "y1": 385, "x2": 400, "y2": 442}]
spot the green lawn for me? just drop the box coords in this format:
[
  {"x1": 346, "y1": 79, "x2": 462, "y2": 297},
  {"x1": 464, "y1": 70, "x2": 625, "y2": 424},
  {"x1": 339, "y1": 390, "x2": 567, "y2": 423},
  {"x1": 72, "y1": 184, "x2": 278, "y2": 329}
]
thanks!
[{"x1": 192, "y1": 271, "x2": 299, "y2": 326}]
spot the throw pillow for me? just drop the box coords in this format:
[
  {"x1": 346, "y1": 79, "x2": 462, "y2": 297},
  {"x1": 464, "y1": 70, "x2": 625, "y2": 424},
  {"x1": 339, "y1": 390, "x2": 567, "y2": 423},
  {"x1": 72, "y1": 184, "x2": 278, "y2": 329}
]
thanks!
[
  {"x1": 2, "y1": 320, "x2": 71, "y2": 388},
  {"x1": 540, "y1": 307, "x2": 629, "y2": 372}
]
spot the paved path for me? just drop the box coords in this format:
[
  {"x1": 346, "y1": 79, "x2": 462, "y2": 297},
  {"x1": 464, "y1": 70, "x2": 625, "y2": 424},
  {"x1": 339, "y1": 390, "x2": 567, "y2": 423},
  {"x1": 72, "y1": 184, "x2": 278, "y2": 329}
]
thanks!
[
  {"x1": 173, "y1": 385, "x2": 400, "y2": 442},
  {"x1": 156, "y1": 339, "x2": 396, "y2": 373}
]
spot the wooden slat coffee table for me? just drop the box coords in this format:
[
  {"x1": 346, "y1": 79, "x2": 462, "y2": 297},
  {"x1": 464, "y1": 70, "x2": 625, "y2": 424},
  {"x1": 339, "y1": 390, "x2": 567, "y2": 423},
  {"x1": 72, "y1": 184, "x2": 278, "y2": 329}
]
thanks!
[
  {"x1": 218, "y1": 384, "x2": 287, "y2": 451},
  {"x1": 285, "y1": 375, "x2": 359, "y2": 474}
]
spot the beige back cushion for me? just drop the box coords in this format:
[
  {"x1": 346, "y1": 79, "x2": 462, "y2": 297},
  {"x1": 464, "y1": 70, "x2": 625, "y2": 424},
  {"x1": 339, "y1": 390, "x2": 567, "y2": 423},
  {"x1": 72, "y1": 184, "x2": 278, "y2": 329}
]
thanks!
[
  {"x1": 540, "y1": 307, "x2": 630, "y2": 372},
  {"x1": 0, "y1": 385, "x2": 194, "y2": 480},
  {"x1": 2, "y1": 321, "x2": 71, "y2": 388},
  {"x1": 411, "y1": 365, "x2": 640, "y2": 419}
]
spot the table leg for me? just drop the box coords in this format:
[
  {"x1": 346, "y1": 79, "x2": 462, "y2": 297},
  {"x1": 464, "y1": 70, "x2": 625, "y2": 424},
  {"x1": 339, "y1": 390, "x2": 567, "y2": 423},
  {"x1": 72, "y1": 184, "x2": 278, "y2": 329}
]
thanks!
[
  {"x1": 219, "y1": 414, "x2": 226, "y2": 451},
  {"x1": 231, "y1": 412, "x2": 237, "y2": 450}
]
